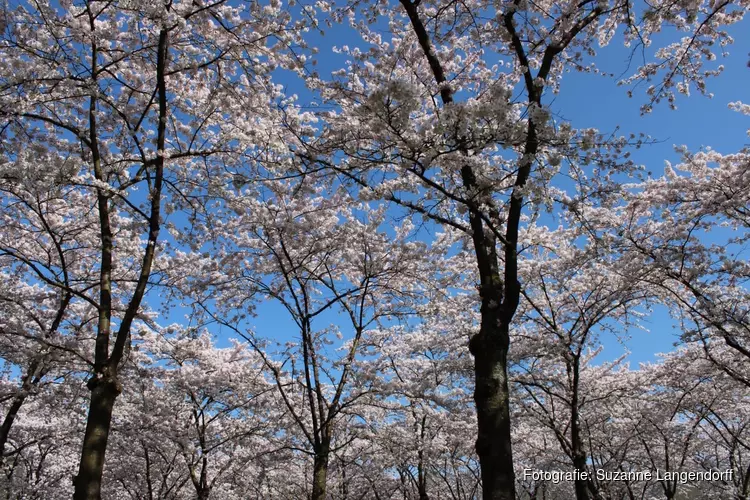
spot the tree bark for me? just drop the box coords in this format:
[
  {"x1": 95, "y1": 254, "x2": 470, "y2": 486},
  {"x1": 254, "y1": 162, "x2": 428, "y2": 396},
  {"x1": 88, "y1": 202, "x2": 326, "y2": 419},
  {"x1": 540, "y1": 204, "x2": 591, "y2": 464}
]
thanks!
[
  {"x1": 195, "y1": 471, "x2": 210, "y2": 500},
  {"x1": 311, "y1": 443, "x2": 330, "y2": 500},
  {"x1": 0, "y1": 395, "x2": 25, "y2": 461},
  {"x1": 417, "y1": 414, "x2": 430, "y2": 500},
  {"x1": 572, "y1": 450, "x2": 591, "y2": 500},
  {"x1": 0, "y1": 359, "x2": 44, "y2": 461},
  {"x1": 417, "y1": 481, "x2": 430, "y2": 500},
  {"x1": 187, "y1": 453, "x2": 211, "y2": 500},
  {"x1": 73, "y1": 374, "x2": 121, "y2": 500},
  {"x1": 470, "y1": 320, "x2": 515, "y2": 500},
  {"x1": 570, "y1": 359, "x2": 591, "y2": 500},
  {"x1": 73, "y1": 6, "x2": 115, "y2": 497}
]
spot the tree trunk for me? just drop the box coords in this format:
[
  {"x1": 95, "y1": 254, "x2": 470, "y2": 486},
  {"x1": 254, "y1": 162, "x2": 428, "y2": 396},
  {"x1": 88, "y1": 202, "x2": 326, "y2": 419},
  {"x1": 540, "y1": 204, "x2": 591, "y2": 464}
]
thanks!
[
  {"x1": 397, "y1": 2, "x2": 522, "y2": 498},
  {"x1": 0, "y1": 392, "x2": 26, "y2": 463},
  {"x1": 195, "y1": 455, "x2": 211, "y2": 500},
  {"x1": 311, "y1": 449, "x2": 329, "y2": 500},
  {"x1": 0, "y1": 394, "x2": 27, "y2": 461},
  {"x1": 417, "y1": 457, "x2": 429, "y2": 500},
  {"x1": 196, "y1": 485, "x2": 210, "y2": 500},
  {"x1": 417, "y1": 414, "x2": 429, "y2": 500},
  {"x1": 0, "y1": 359, "x2": 42, "y2": 460},
  {"x1": 572, "y1": 451, "x2": 590, "y2": 500},
  {"x1": 470, "y1": 319, "x2": 515, "y2": 500},
  {"x1": 467, "y1": 178, "x2": 517, "y2": 500},
  {"x1": 570, "y1": 361, "x2": 591, "y2": 500},
  {"x1": 73, "y1": 374, "x2": 121, "y2": 500},
  {"x1": 187, "y1": 454, "x2": 211, "y2": 500},
  {"x1": 73, "y1": 21, "x2": 167, "y2": 500}
]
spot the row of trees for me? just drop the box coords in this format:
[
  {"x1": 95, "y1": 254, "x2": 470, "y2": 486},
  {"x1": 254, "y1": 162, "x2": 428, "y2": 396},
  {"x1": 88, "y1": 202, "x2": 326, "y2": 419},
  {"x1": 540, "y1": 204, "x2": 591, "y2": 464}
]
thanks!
[
  {"x1": 0, "y1": 0, "x2": 747, "y2": 498},
  {"x1": 1, "y1": 298, "x2": 748, "y2": 499}
]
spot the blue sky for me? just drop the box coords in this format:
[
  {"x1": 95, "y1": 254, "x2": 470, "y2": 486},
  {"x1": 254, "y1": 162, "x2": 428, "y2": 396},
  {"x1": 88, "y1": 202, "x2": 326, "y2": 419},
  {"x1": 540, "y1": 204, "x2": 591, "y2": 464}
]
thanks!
[{"x1": 551, "y1": 24, "x2": 749, "y2": 164}]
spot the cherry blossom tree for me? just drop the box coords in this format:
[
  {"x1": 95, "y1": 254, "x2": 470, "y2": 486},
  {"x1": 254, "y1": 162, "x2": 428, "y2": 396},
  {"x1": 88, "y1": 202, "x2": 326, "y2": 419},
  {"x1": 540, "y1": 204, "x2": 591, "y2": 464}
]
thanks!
[
  {"x1": 637, "y1": 345, "x2": 750, "y2": 500},
  {"x1": 0, "y1": 358, "x2": 86, "y2": 499},
  {"x1": 292, "y1": 0, "x2": 748, "y2": 495},
  {"x1": 103, "y1": 325, "x2": 284, "y2": 500},
  {"x1": 0, "y1": 150, "x2": 101, "y2": 466},
  {"x1": 0, "y1": 0, "x2": 301, "y2": 497},
  {"x1": 510, "y1": 220, "x2": 652, "y2": 500},
  {"x1": 622, "y1": 102, "x2": 750, "y2": 387},
  {"x1": 175, "y1": 180, "x2": 438, "y2": 499},
  {"x1": 356, "y1": 291, "x2": 479, "y2": 500}
]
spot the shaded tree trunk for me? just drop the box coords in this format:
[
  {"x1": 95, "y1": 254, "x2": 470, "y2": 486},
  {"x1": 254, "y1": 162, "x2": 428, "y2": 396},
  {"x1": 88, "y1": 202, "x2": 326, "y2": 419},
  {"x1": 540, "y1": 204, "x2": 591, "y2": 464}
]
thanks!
[
  {"x1": 571, "y1": 444, "x2": 591, "y2": 500},
  {"x1": 193, "y1": 457, "x2": 211, "y2": 500},
  {"x1": 0, "y1": 395, "x2": 24, "y2": 461},
  {"x1": 570, "y1": 361, "x2": 592, "y2": 500},
  {"x1": 470, "y1": 318, "x2": 515, "y2": 500},
  {"x1": 0, "y1": 359, "x2": 44, "y2": 461},
  {"x1": 417, "y1": 477, "x2": 430, "y2": 500},
  {"x1": 417, "y1": 454, "x2": 430, "y2": 500},
  {"x1": 73, "y1": 374, "x2": 121, "y2": 500},
  {"x1": 417, "y1": 414, "x2": 430, "y2": 500},
  {"x1": 311, "y1": 440, "x2": 330, "y2": 500}
]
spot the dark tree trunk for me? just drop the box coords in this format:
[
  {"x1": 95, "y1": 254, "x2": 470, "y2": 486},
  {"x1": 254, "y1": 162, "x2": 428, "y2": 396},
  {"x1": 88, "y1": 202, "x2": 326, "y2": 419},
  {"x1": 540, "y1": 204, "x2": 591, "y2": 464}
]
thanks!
[
  {"x1": 465, "y1": 111, "x2": 522, "y2": 500},
  {"x1": 196, "y1": 481, "x2": 210, "y2": 500},
  {"x1": 0, "y1": 359, "x2": 43, "y2": 460},
  {"x1": 417, "y1": 458, "x2": 430, "y2": 500},
  {"x1": 188, "y1": 454, "x2": 211, "y2": 500},
  {"x1": 73, "y1": 375, "x2": 121, "y2": 500},
  {"x1": 418, "y1": 483, "x2": 430, "y2": 500},
  {"x1": 417, "y1": 414, "x2": 430, "y2": 500},
  {"x1": 311, "y1": 443, "x2": 330, "y2": 500},
  {"x1": 470, "y1": 319, "x2": 515, "y2": 500},
  {"x1": 0, "y1": 395, "x2": 26, "y2": 462},
  {"x1": 570, "y1": 361, "x2": 591, "y2": 500},
  {"x1": 572, "y1": 452, "x2": 590, "y2": 500}
]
